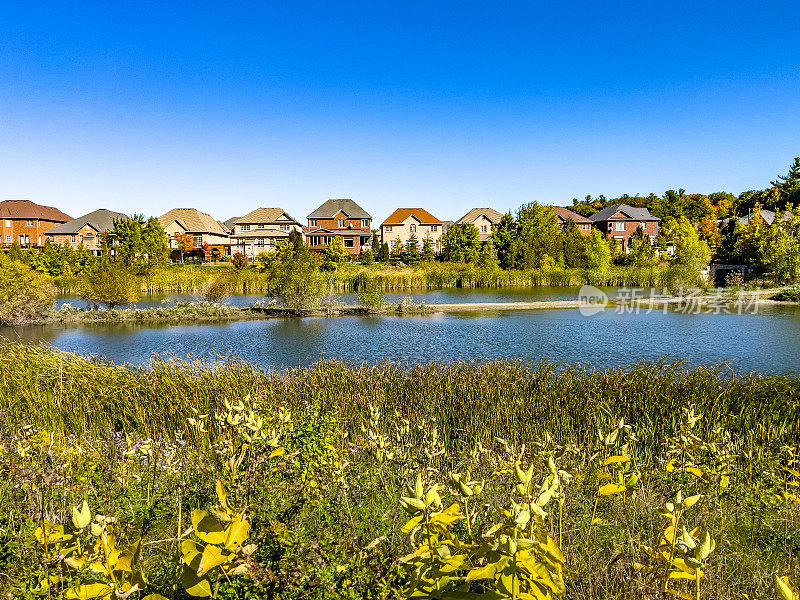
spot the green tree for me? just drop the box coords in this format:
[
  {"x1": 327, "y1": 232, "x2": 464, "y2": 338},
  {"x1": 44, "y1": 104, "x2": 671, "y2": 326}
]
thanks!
[
  {"x1": 7, "y1": 240, "x2": 23, "y2": 262},
  {"x1": 557, "y1": 219, "x2": 587, "y2": 268},
  {"x1": 322, "y1": 236, "x2": 349, "y2": 271},
  {"x1": 79, "y1": 256, "x2": 140, "y2": 309},
  {"x1": 623, "y1": 228, "x2": 658, "y2": 266},
  {"x1": 421, "y1": 234, "x2": 436, "y2": 262},
  {"x1": 771, "y1": 157, "x2": 800, "y2": 210},
  {"x1": 584, "y1": 229, "x2": 612, "y2": 271},
  {"x1": 269, "y1": 240, "x2": 325, "y2": 309},
  {"x1": 403, "y1": 233, "x2": 421, "y2": 265},
  {"x1": 492, "y1": 212, "x2": 517, "y2": 269},
  {"x1": 441, "y1": 223, "x2": 480, "y2": 263},
  {"x1": 512, "y1": 203, "x2": 559, "y2": 269},
  {"x1": 758, "y1": 206, "x2": 800, "y2": 283},
  {"x1": 0, "y1": 254, "x2": 55, "y2": 323},
  {"x1": 114, "y1": 214, "x2": 167, "y2": 273},
  {"x1": 664, "y1": 217, "x2": 712, "y2": 290},
  {"x1": 477, "y1": 238, "x2": 498, "y2": 269}
]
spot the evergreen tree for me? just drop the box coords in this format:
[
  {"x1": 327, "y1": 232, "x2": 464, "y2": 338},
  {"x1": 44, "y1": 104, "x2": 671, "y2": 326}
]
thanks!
[
  {"x1": 421, "y1": 234, "x2": 436, "y2": 262},
  {"x1": 7, "y1": 240, "x2": 23, "y2": 262},
  {"x1": 477, "y1": 238, "x2": 498, "y2": 269},
  {"x1": 379, "y1": 242, "x2": 390, "y2": 263},
  {"x1": 389, "y1": 238, "x2": 404, "y2": 265},
  {"x1": 492, "y1": 212, "x2": 517, "y2": 270},
  {"x1": 513, "y1": 203, "x2": 559, "y2": 269},
  {"x1": 404, "y1": 233, "x2": 421, "y2": 265},
  {"x1": 771, "y1": 157, "x2": 800, "y2": 210}
]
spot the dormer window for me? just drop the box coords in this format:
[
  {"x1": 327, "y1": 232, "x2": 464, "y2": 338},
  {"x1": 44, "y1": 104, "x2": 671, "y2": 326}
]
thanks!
[
  {"x1": 361, "y1": 219, "x2": 369, "y2": 228},
  {"x1": 309, "y1": 219, "x2": 317, "y2": 227},
  {"x1": 338, "y1": 219, "x2": 346, "y2": 228}
]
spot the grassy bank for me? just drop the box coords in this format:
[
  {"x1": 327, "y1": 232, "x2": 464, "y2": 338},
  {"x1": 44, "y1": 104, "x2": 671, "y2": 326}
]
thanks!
[
  {"x1": 0, "y1": 346, "x2": 798, "y2": 599},
  {"x1": 52, "y1": 263, "x2": 671, "y2": 295}
]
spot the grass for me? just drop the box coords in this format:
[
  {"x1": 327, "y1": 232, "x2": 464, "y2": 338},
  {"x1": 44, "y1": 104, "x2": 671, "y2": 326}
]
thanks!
[
  {"x1": 51, "y1": 263, "x2": 671, "y2": 295},
  {"x1": 0, "y1": 345, "x2": 798, "y2": 599}
]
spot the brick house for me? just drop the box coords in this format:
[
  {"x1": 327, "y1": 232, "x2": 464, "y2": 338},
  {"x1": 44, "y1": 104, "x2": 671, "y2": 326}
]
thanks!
[
  {"x1": 46, "y1": 209, "x2": 128, "y2": 254},
  {"x1": 0, "y1": 199, "x2": 72, "y2": 248},
  {"x1": 230, "y1": 208, "x2": 303, "y2": 258},
  {"x1": 552, "y1": 206, "x2": 592, "y2": 235},
  {"x1": 588, "y1": 203, "x2": 660, "y2": 251},
  {"x1": 456, "y1": 208, "x2": 504, "y2": 241},
  {"x1": 158, "y1": 208, "x2": 232, "y2": 259},
  {"x1": 380, "y1": 208, "x2": 444, "y2": 253},
  {"x1": 306, "y1": 199, "x2": 373, "y2": 255}
]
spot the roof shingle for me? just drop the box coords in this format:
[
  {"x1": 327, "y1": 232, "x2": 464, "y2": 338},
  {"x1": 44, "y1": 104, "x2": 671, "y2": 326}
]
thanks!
[
  {"x1": 381, "y1": 208, "x2": 441, "y2": 225},
  {"x1": 47, "y1": 209, "x2": 129, "y2": 235},
  {"x1": 0, "y1": 199, "x2": 72, "y2": 223},
  {"x1": 158, "y1": 208, "x2": 230, "y2": 235},
  {"x1": 588, "y1": 203, "x2": 659, "y2": 222},
  {"x1": 456, "y1": 208, "x2": 504, "y2": 225},
  {"x1": 308, "y1": 199, "x2": 371, "y2": 220}
]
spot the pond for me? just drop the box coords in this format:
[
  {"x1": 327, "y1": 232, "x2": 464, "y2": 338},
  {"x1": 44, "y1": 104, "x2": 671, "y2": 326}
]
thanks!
[{"x1": 3, "y1": 288, "x2": 800, "y2": 373}]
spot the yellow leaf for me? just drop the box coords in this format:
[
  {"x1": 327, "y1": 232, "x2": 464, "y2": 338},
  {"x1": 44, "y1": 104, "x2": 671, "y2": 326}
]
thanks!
[
  {"x1": 776, "y1": 575, "x2": 799, "y2": 600},
  {"x1": 686, "y1": 467, "x2": 704, "y2": 478},
  {"x1": 598, "y1": 482, "x2": 626, "y2": 496},
  {"x1": 268, "y1": 447, "x2": 285, "y2": 460},
  {"x1": 180, "y1": 565, "x2": 212, "y2": 597},
  {"x1": 224, "y1": 515, "x2": 250, "y2": 550},
  {"x1": 466, "y1": 556, "x2": 509, "y2": 581},
  {"x1": 198, "y1": 544, "x2": 229, "y2": 577},
  {"x1": 71, "y1": 501, "x2": 91, "y2": 530},
  {"x1": 64, "y1": 583, "x2": 113, "y2": 599},
  {"x1": 603, "y1": 455, "x2": 631, "y2": 466},
  {"x1": 191, "y1": 510, "x2": 226, "y2": 545}
]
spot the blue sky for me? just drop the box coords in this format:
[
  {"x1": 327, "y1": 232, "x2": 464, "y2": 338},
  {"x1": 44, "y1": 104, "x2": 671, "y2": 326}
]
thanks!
[{"x1": 1, "y1": 1, "x2": 798, "y2": 224}]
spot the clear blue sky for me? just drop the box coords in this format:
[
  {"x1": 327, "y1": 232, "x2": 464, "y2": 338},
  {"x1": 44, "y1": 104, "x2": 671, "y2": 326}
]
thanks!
[{"x1": 1, "y1": 1, "x2": 798, "y2": 223}]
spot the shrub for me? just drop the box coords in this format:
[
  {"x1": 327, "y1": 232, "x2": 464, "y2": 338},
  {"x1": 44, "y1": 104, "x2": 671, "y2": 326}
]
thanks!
[
  {"x1": 0, "y1": 254, "x2": 54, "y2": 323},
  {"x1": 232, "y1": 252, "x2": 249, "y2": 270},
  {"x1": 78, "y1": 257, "x2": 139, "y2": 309}
]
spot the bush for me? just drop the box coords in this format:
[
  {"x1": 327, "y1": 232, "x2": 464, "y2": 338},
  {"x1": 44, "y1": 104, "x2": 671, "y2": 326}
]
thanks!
[
  {"x1": 232, "y1": 252, "x2": 249, "y2": 270},
  {"x1": 78, "y1": 257, "x2": 140, "y2": 309},
  {"x1": 199, "y1": 272, "x2": 231, "y2": 303},
  {"x1": 357, "y1": 282, "x2": 385, "y2": 311},
  {"x1": 0, "y1": 254, "x2": 55, "y2": 323}
]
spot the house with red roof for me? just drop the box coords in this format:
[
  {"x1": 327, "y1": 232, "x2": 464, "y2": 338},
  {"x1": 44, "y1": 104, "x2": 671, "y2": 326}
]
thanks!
[
  {"x1": 380, "y1": 208, "x2": 443, "y2": 254},
  {"x1": 0, "y1": 199, "x2": 72, "y2": 248}
]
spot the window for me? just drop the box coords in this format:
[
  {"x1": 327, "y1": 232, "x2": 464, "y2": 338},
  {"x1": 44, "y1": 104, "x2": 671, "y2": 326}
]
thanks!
[
  {"x1": 361, "y1": 219, "x2": 369, "y2": 228},
  {"x1": 430, "y1": 225, "x2": 438, "y2": 232},
  {"x1": 26, "y1": 220, "x2": 33, "y2": 227},
  {"x1": 70, "y1": 235, "x2": 77, "y2": 243},
  {"x1": 409, "y1": 223, "x2": 417, "y2": 233},
  {"x1": 257, "y1": 224, "x2": 266, "y2": 229},
  {"x1": 582, "y1": 224, "x2": 591, "y2": 231},
  {"x1": 193, "y1": 235, "x2": 202, "y2": 246},
  {"x1": 481, "y1": 225, "x2": 488, "y2": 233},
  {"x1": 5, "y1": 235, "x2": 10, "y2": 243},
  {"x1": 615, "y1": 221, "x2": 626, "y2": 231},
  {"x1": 338, "y1": 219, "x2": 346, "y2": 228},
  {"x1": 309, "y1": 219, "x2": 317, "y2": 227},
  {"x1": 240, "y1": 224, "x2": 251, "y2": 231},
  {"x1": 257, "y1": 238, "x2": 265, "y2": 246},
  {"x1": 385, "y1": 226, "x2": 393, "y2": 233},
  {"x1": 640, "y1": 222, "x2": 647, "y2": 230},
  {"x1": 343, "y1": 238, "x2": 354, "y2": 248},
  {"x1": 4, "y1": 220, "x2": 10, "y2": 227},
  {"x1": 280, "y1": 224, "x2": 290, "y2": 231}
]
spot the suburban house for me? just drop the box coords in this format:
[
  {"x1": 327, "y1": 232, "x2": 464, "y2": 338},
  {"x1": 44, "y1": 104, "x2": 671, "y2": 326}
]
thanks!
[
  {"x1": 0, "y1": 199, "x2": 72, "y2": 248},
  {"x1": 306, "y1": 198, "x2": 372, "y2": 255},
  {"x1": 230, "y1": 208, "x2": 303, "y2": 258},
  {"x1": 222, "y1": 217, "x2": 239, "y2": 233},
  {"x1": 552, "y1": 206, "x2": 592, "y2": 235},
  {"x1": 380, "y1": 208, "x2": 444, "y2": 253},
  {"x1": 456, "y1": 208, "x2": 503, "y2": 241},
  {"x1": 46, "y1": 209, "x2": 128, "y2": 254},
  {"x1": 158, "y1": 208, "x2": 232, "y2": 259},
  {"x1": 588, "y1": 203, "x2": 660, "y2": 250}
]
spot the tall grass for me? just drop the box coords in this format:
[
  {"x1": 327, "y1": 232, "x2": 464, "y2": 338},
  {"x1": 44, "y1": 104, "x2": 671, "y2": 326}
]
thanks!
[
  {"x1": 1, "y1": 344, "x2": 796, "y2": 455},
  {"x1": 52, "y1": 263, "x2": 670, "y2": 295}
]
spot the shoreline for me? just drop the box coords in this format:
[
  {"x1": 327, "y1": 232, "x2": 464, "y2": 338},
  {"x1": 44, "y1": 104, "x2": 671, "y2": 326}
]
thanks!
[{"x1": 3, "y1": 290, "x2": 794, "y2": 327}]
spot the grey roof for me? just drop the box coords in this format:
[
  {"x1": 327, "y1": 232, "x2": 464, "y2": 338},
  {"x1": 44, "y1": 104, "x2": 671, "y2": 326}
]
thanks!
[
  {"x1": 588, "y1": 203, "x2": 660, "y2": 222},
  {"x1": 223, "y1": 217, "x2": 239, "y2": 232},
  {"x1": 738, "y1": 210, "x2": 776, "y2": 226},
  {"x1": 308, "y1": 199, "x2": 371, "y2": 220},
  {"x1": 47, "y1": 209, "x2": 129, "y2": 235}
]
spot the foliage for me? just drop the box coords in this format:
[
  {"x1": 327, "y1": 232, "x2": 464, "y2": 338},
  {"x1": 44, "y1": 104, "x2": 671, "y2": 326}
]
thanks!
[
  {"x1": 268, "y1": 240, "x2": 325, "y2": 309},
  {"x1": 113, "y1": 214, "x2": 168, "y2": 273},
  {"x1": 78, "y1": 255, "x2": 140, "y2": 309},
  {"x1": 404, "y1": 233, "x2": 421, "y2": 265},
  {"x1": 0, "y1": 254, "x2": 55, "y2": 323},
  {"x1": 322, "y1": 236, "x2": 350, "y2": 271},
  {"x1": 231, "y1": 252, "x2": 249, "y2": 270},
  {"x1": 663, "y1": 217, "x2": 712, "y2": 291},
  {"x1": 441, "y1": 223, "x2": 480, "y2": 263}
]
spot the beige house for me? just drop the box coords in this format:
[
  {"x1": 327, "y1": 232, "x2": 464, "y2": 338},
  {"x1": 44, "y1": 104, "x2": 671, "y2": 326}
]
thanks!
[
  {"x1": 231, "y1": 208, "x2": 303, "y2": 258},
  {"x1": 158, "y1": 208, "x2": 231, "y2": 257},
  {"x1": 380, "y1": 208, "x2": 443, "y2": 253},
  {"x1": 456, "y1": 208, "x2": 504, "y2": 241}
]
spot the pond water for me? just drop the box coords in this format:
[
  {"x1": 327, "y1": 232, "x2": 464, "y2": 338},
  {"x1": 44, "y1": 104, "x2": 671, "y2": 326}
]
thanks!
[{"x1": 3, "y1": 288, "x2": 800, "y2": 373}]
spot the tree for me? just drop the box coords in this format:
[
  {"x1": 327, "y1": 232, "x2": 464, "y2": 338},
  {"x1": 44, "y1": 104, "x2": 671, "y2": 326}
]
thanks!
[
  {"x1": 758, "y1": 206, "x2": 800, "y2": 283},
  {"x1": 288, "y1": 229, "x2": 304, "y2": 251},
  {"x1": 389, "y1": 238, "x2": 404, "y2": 265},
  {"x1": 492, "y1": 212, "x2": 517, "y2": 270},
  {"x1": 114, "y1": 214, "x2": 168, "y2": 272},
  {"x1": 0, "y1": 254, "x2": 55, "y2": 323},
  {"x1": 358, "y1": 248, "x2": 374, "y2": 265},
  {"x1": 623, "y1": 228, "x2": 658, "y2": 266},
  {"x1": 557, "y1": 219, "x2": 587, "y2": 268},
  {"x1": 371, "y1": 232, "x2": 381, "y2": 259},
  {"x1": 584, "y1": 229, "x2": 612, "y2": 271},
  {"x1": 663, "y1": 217, "x2": 712, "y2": 290},
  {"x1": 477, "y1": 238, "x2": 498, "y2": 269},
  {"x1": 173, "y1": 232, "x2": 196, "y2": 263},
  {"x1": 7, "y1": 240, "x2": 23, "y2": 262},
  {"x1": 512, "y1": 203, "x2": 559, "y2": 269},
  {"x1": 771, "y1": 157, "x2": 800, "y2": 209},
  {"x1": 322, "y1": 236, "x2": 349, "y2": 271},
  {"x1": 421, "y1": 234, "x2": 436, "y2": 262},
  {"x1": 269, "y1": 240, "x2": 325, "y2": 309},
  {"x1": 404, "y1": 233, "x2": 421, "y2": 265},
  {"x1": 232, "y1": 252, "x2": 249, "y2": 270},
  {"x1": 79, "y1": 256, "x2": 140, "y2": 309},
  {"x1": 441, "y1": 223, "x2": 480, "y2": 263}
]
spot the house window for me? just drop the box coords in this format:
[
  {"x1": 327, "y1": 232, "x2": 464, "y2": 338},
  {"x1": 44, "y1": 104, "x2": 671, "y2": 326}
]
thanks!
[
  {"x1": 193, "y1": 235, "x2": 202, "y2": 246},
  {"x1": 257, "y1": 238, "x2": 265, "y2": 246},
  {"x1": 640, "y1": 222, "x2": 647, "y2": 230},
  {"x1": 5, "y1": 235, "x2": 10, "y2": 243},
  {"x1": 240, "y1": 224, "x2": 251, "y2": 231},
  {"x1": 257, "y1": 224, "x2": 266, "y2": 229},
  {"x1": 361, "y1": 219, "x2": 369, "y2": 228},
  {"x1": 582, "y1": 224, "x2": 590, "y2": 231},
  {"x1": 26, "y1": 220, "x2": 33, "y2": 227},
  {"x1": 481, "y1": 225, "x2": 488, "y2": 233},
  {"x1": 309, "y1": 219, "x2": 317, "y2": 227},
  {"x1": 615, "y1": 222, "x2": 626, "y2": 231},
  {"x1": 430, "y1": 225, "x2": 438, "y2": 232},
  {"x1": 343, "y1": 238, "x2": 354, "y2": 248},
  {"x1": 4, "y1": 220, "x2": 10, "y2": 227},
  {"x1": 385, "y1": 226, "x2": 393, "y2": 233},
  {"x1": 409, "y1": 224, "x2": 417, "y2": 233},
  {"x1": 280, "y1": 224, "x2": 290, "y2": 231},
  {"x1": 338, "y1": 219, "x2": 346, "y2": 228},
  {"x1": 70, "y1": 235, "x2": 77, "y2": 243},
  {"x1": 435, "y1": 240, "x2": 441, "y2": 252}
]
